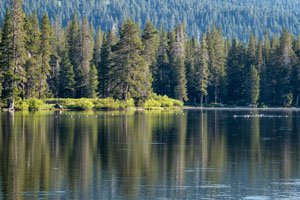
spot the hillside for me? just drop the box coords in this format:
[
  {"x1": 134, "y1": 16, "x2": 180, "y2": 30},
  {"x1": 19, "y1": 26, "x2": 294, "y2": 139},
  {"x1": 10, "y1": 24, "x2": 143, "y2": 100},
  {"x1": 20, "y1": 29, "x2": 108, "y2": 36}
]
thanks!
[{"x1": 1, "y1": 0, "x2": 300, "y2": 40}]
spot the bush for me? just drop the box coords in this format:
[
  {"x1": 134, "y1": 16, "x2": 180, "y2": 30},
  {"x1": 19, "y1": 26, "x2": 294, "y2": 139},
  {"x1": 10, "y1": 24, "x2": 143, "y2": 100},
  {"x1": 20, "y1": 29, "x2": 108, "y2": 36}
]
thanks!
[
  {"x1": 94, "y1": 98, "x2": 119, "y2": 110},
  {"x1": 65, "y1": 98, "x2": 94, "y2": 110},
  {"x1": 27, "y1": 98, "x2": 46, "y2": 110},
  {"x1": 93, "y1": 98, "x2": 134, "y2": 110},
  {"x1": 143, "y1": 94, "x2": 183, "y2": 109},
  {"x1": 15, "y1": 99, "x2": 29, "y2": 110}
]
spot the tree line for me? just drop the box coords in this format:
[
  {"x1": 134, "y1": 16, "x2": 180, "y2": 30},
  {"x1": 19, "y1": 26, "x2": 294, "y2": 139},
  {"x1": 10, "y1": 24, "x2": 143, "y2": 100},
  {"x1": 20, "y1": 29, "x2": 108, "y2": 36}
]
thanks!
[
  {"x1": 1, "y1": 0, "x2": 300, "y2": 109},
  {"x1": 1, "y1": 0, "x2": 300, "y2": 41}
]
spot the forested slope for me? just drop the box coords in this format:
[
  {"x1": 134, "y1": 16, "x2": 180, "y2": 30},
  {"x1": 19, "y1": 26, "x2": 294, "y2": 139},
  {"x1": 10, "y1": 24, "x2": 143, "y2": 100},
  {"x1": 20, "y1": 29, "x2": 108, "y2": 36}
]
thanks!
[{"x1": 1, "y1": 0, "x2": 300, "y2": 40}]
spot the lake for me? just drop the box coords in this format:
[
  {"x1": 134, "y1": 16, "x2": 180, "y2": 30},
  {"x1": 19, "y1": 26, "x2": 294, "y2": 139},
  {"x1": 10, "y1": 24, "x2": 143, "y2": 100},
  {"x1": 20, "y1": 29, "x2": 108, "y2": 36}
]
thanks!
[{"x1": 1, "y1": 109, "x2": 300, "y2": 199}]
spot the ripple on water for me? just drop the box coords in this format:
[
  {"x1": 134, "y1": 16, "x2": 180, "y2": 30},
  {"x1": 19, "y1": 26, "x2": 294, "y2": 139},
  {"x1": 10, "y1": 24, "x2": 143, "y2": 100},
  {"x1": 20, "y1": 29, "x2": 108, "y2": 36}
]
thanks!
[
  {"x1": 243, "y1": 196, "x2": 270, "y2": 200},
  {"x1": 198, "y1": 184, "x2": 230, "y2": 189},
  {"x1": 22, "y1": 191, "x2": 66, "y2": 197}
]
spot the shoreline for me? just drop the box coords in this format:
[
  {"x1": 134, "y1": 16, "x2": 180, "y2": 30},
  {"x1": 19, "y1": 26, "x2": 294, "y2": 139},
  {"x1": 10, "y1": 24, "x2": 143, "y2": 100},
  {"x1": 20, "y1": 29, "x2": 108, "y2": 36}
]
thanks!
[
  {"x1": 183, "y1": 106, "x2": 300, "y2": 111},
  {"x1": 2, "y1": 106, "x2": 300, "y2": 112}
]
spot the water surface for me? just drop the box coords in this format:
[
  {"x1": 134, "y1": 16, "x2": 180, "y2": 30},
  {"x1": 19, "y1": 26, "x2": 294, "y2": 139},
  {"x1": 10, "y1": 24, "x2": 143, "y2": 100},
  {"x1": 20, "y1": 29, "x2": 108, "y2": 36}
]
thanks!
[{"x1": 1, "y1": 109, "x2": 300, "y2": 199}]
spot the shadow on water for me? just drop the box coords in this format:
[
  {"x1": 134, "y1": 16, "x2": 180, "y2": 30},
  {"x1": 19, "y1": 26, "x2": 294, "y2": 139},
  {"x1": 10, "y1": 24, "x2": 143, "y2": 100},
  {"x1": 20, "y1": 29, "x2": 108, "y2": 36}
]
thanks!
[{"x1": 0, "y1": 109, "x2": 300, "y2": 199}]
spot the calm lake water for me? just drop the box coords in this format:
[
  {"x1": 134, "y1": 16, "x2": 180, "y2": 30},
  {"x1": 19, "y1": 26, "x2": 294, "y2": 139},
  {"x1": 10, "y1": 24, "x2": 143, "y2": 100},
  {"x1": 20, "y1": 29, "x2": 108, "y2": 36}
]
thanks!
[{"x1": 1, "y1": 109, "x2": 300, "y2": 199}]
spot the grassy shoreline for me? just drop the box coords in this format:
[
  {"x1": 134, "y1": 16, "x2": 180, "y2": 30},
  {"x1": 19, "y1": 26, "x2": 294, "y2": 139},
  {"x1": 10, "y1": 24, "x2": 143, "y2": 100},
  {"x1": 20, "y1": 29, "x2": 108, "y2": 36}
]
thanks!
[{"x1": 1, "y1": 95, "x2": 183, "y2": 111}]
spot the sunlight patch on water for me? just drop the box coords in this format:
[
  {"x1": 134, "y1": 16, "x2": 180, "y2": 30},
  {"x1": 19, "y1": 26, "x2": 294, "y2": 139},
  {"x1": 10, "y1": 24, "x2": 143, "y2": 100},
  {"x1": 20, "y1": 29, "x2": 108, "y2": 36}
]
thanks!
[
  {"x1": 198, "y1": 184, "x2": 230, "y2": 189},
  {"x1": 22, "y1": 191, "x2": 66, "y2": 197},
  {"x1": 243, "y1": 196, "x2": 270, "y2": 200}
]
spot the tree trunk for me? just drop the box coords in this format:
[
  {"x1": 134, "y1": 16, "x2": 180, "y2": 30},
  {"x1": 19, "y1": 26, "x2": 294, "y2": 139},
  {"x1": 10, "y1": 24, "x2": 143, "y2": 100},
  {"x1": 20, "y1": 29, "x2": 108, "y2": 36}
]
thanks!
[
  {"x1": 214, "y1": 87, "x2": 218, "y2": 103},
  {"x1": 200, "y1": 94, "x2": 203, "y2": 107},
  {"x1": 296, "y1": 95, "x2": 299, "y2": 107},
  {"x1": 8, "y1": 100, "x2": 15, "y2": 111}
]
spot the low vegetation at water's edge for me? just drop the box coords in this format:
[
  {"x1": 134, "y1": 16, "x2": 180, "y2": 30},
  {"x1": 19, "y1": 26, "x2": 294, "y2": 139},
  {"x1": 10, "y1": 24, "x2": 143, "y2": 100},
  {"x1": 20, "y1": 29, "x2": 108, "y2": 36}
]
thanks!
[{"x1": 5, "y1": 95, "x2": 183, "y2": 111}]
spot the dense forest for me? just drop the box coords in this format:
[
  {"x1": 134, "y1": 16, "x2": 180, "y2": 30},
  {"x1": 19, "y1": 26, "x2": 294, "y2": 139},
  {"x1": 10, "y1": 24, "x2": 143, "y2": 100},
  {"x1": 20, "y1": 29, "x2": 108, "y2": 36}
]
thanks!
[
  {"x1": 1, "y1": 0, "x2": 300, "y2": 40},
  {"x1": 1, "y1": 0, "x2": 300, "y2": 109}
]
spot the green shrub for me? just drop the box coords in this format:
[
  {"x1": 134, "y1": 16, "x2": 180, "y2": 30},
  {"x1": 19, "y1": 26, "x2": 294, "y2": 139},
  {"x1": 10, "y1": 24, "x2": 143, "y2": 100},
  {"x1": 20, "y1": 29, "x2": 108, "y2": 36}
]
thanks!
[
  {"x1": 27, "y1": 98, "x2": 46, "y2": 110},
  {"x1": 93, "y1": 98, "x2": 134, "y2": 110},
  {"x1": 94, "y1": 98, "x2": 119, "y2": 110},
  {"x1": 65, "y1": 98, "x2": 94, "y2": 110},
  {"x1": 144, "y1": 94, "x2": 183, "y2": 108},
  {"x1": 15, "y1": 99, "x2": 29, "y2": 110}
]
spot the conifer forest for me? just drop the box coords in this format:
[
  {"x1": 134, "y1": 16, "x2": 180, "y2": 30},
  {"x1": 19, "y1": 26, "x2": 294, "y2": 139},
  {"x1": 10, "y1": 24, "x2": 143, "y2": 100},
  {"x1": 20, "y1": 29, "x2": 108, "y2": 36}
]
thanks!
[{"x1": 1, "y1": 0, "x2": 300, "y2": 108}]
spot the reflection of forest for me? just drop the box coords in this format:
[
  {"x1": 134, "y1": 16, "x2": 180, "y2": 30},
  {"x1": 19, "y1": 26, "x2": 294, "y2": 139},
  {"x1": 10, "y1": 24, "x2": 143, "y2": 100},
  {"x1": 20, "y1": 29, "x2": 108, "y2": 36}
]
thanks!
[{"x1": 0, "y1": 110, "x2": 299, "y2": 199}]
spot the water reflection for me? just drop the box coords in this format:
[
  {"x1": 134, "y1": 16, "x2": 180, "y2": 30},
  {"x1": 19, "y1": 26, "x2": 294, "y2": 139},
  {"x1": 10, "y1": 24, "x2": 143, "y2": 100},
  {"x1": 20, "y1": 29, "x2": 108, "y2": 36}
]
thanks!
[{"x1": 0, "y1": 109, "x2": 300, "y2": 199}]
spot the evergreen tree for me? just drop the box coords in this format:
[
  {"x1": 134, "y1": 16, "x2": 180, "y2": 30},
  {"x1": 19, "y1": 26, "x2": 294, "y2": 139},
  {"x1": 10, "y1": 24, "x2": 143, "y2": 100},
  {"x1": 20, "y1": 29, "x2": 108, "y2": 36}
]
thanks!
[
  {"x1": 260, "y1": 30, "x2": 270, "y2": 104},
  {"x1": 207, "y1": 25, "x2": 226, "y2": 103},
  {"x1": 87, "y1": 65, "x2": 98, "y2": 98},
  {"x1": 142, "y1": 20, "x2": 159, "y2": 71},
  {"x1": 67, "y1": 13, "x2": 80, "y2": 94},
  {"x1": 92, "y1": 27, "x2": 102, "y2": 69},
  {"x1": 278, "y1": 28, "x2": 296, "y2": 106},
  {"x1": 39, "y1": 14, "x2": 52, "y2": 98},
  {"x1": 195, "y1": 34, "x2": 209, "y2": 106},
  {"x1": 6, "y1": 0, "x2": 27, "y2": 109},
  {"x1": 155, "y1": 26, "x2": 170, "y2": 95},
  {"x1": 226, "y1": 37, "x2": 246, "y2": 104},
  {"x1": 174, "y1": 56, "x2": 188, "y2": 101},
  {"x1": 99, "y1": 31, "x2": 117, "y2": 98},
  {"x1": 76, "y1": 17, "x2": 94, "y2": 98},
  {"x1": 111, "y1": 19, "x2": 151, "y2": 103},
  {"x1": 49, "y1": 15, "x2": 64, "y2": 97},
  {"x1": 142, "y1": 20, "x2": 158, "y2": 94},
  {"x1": 248, "y1": 65, "x2": 260, "y2": 105},
  {"x1": 168, "y1": 23, "x2": 188, "y2": 101},
  {"x1": 0, "y1": 9, "x2": 14, "y2": 99},
  {"x1": 58, "y1": 51, "x2": 75, "y2": 98},
  {"x1": 24, "y1": 11, "x2": 41, "y2": 98},
  {"x1": 185, "y1": 37, "x2": 197, "y2": 103}
]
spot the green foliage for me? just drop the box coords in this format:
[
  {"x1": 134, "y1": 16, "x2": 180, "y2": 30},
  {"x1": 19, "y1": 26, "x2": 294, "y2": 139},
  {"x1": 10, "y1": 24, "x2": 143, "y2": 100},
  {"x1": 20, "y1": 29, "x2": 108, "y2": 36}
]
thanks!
[
  {"x1": 3, "y1": 3, "x2": 300, "y2": 108},
  {"x1": 143, "y1": 94, "x2": 183, "y2": 109},
  {"x1": 15, "y1": 98, "x2": 47, "y2": 110},
  {"x1": 65, "y1": 98, "x2": 94, "y2": 110},
  {"x1": 59, "y1": 51, "x2": 75, "y2": 98},
  {"x1": 248, "y1": 65, "x2": 260, "y2": 105},
  {"x1": 111, "y1": 19, "x2": 151, "y2": 101},
  {"x1": 2, "y1": 0, "x2": 300, "y2": 41},
  {"x1": 93, "y1": 98, "x2": 134, "y2": 110}
]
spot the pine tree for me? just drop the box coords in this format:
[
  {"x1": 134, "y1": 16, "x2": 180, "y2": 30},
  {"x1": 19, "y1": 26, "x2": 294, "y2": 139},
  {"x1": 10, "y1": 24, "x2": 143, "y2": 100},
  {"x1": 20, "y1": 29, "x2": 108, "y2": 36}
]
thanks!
[
  {"x1": 260, "y1": 30, "x2": 270, "y2": 104},
  {"x1": 156, "y1": 26, "x2": 170, "y2": 95},
  {"x1": 248, "y1": 65, "x2": 260, "y2": 105},
  {"x1": 185, "y1": 37, "x2": 197, "y2": 103},
  {"x1": 266, "y1": 35, "x2": 280, "y2": 105},
  {"x1": 247, "y1": 30, "x2": 257, "y2": 67},
  {"x1": 278, "y1": 28, "x2": 296, "y2": 106},
  {"x1": 58, "y1": 51, "x2": 75, "y2": 98},
  {"x1": 93, "y1": 27, "x2": 102, "y2": 69},
  {"x1": 67, "y1": 13, "x2": 80, "y2": 95},
  {"x1": 0, "y1": 9, "x2": 14, "y2": 99},
  {"x1": 49, "y1": 15, "x2": 64, "y2": 97},
  {"x1": 142, "y1": 20, "x2": 159, "y2": 71},
  {"x1": 207, "y1": 25, "x2": 226, "y2": 103},
  {"x1": 24, "y1": 11, "x2": 41, "y2": 98},
  {"x1": 226, "y1": 37, "x2": 246, "y2": 104},
  {"x1": 195, "y1": 34, "x2": 209, "y2": 106},
  {"x1": 174, "y1": 56, "x2": 188, "y2": 101},
  {"x1": 111, "y1": 19, "x2": 151, "y2": 103},
  {"x1": 99, "y1": 31, "x2": 117, "y2": 98},
  {"x1": 142, "y1": 20, "x2": 158, "y2": 94},
  {"x1": 87, "y1": 65, "x2": 98, "y2": 98},
  {"x1": 6, "y1": 0, "x2": 27, "y2": 109},
  {"x1": 168, "y1": 23, "x2": 188, "y2": 101},
  {"x1": 76, "y1": 17, "x2": 94, "y2": 98},
  {"x1": 39, "y1": 13, "x2": 52, "y2": 98}
]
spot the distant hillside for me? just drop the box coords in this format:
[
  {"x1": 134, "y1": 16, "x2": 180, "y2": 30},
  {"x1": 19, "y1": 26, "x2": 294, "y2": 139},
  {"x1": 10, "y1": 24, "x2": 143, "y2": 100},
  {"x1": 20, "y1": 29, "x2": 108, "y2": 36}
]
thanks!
[{"x1": 1, "y1": 0, "x2": 300, "y2": 40}]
